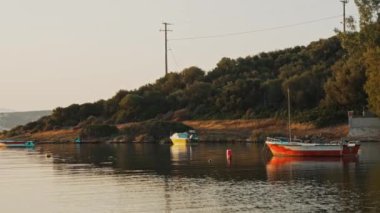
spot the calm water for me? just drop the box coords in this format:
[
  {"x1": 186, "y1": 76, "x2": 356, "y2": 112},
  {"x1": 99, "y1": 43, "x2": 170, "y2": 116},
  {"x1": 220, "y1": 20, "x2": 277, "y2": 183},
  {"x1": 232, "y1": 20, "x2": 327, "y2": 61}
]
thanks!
[{"x1": 0, "y1": 142, "x2": 380, "y2": 212}]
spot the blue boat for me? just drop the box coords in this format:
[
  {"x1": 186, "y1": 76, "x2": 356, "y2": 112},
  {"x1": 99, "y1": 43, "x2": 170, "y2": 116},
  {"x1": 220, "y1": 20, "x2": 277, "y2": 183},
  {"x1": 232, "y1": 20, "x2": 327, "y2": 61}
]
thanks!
[{"x1": 0, "y1": 140, "x2": 36, "y2": 148}]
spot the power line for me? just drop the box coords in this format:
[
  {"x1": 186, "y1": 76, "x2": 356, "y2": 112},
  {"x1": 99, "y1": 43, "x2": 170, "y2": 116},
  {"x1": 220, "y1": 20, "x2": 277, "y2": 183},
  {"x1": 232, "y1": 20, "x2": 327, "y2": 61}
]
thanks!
[
  {"x1": 170, "y1": 15, "x2": 342, "y2": 41},
  {"x1": 168, "y1": 45, "x2": 180, "y2": 72}
]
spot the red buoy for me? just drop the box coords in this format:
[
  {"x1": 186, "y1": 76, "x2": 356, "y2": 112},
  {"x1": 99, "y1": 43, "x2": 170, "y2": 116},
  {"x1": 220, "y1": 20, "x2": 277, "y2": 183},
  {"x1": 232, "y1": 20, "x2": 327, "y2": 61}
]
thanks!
[{"x1": 226, "y1": 149, "x2": 232, "y2": 160}]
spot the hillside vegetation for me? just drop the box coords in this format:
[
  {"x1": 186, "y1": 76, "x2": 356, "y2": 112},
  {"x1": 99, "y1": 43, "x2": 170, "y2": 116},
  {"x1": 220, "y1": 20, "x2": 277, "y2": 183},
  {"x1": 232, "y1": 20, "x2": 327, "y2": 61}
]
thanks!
[{"x1": 3, "y1": 1, "x2": 380, "y2": 137}]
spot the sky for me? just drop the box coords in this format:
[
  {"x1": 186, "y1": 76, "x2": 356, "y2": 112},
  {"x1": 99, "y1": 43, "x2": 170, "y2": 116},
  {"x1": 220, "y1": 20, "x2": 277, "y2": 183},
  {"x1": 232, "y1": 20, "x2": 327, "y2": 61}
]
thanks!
[{"x1": 0, "y1": 0, "x2": 359, "y2": 112}]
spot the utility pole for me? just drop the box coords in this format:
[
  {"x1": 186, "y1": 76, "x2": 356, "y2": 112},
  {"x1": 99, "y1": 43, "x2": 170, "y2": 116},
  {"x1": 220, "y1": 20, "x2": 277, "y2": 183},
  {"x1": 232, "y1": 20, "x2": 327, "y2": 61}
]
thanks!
[
  {"x1": 160, "y1": 22, "x2": 172, "y2": 76},
  {"x1": 341, "y1": 0, "x2": 348, "y2": 33}
]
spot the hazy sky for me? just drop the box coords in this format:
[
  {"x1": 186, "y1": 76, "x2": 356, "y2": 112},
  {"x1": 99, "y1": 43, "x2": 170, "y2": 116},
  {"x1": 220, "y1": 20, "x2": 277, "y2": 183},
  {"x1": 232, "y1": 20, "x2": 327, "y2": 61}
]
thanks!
[{"x1": 0, "y1": 0, "x2": 358, "y2": 111}]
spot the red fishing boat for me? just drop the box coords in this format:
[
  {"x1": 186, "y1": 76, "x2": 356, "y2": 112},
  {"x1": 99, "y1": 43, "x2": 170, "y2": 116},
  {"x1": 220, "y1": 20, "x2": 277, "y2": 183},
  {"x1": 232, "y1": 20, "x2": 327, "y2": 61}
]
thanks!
[
  {"x1": 265, "y1": 88, "x2": 360, "y2": 157},
  {"x1": 265, "y1": 137, "x2": 360, "y2": 157}
]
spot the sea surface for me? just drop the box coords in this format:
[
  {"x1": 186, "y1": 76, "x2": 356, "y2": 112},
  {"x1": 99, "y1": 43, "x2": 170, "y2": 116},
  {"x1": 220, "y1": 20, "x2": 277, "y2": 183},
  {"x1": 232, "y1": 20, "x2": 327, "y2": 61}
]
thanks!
[{"x1": 0, "y1": 142, "x2": 380, "y2": 212}]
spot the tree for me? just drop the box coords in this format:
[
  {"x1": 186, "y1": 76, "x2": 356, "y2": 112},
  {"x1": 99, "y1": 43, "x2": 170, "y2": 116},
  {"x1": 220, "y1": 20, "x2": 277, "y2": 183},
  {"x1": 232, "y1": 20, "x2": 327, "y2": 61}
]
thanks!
[
  {"x1": 155, "y1": 73, "x2": 184, "y2": 94},
  {"x1": 206, "y1": 57, "x2": 236, "y2": 81},
  {"x1": 261, "y1": 79, "x2": 284, "y2": 108},
  {"x1": 323, "y1": 57, "x2": 367, "y2": 108},
  {"x1": 79, "y1": 101, "x2": 104, "y2": 120},
  {"x1": 322, "y1": 1, "x2": 380, "y2": 109},
  {"x1": 51, "y1": 104, "x2": 81, "y2": 126},
  {"x1": 181, "y1": 66, "x2": 205, "y2": 85},
  {"x1": 141, "y1": 90, "x2": 170, "y2": 119},
  {"x1": 334, "y1": 0, "x2": 380, "y2": 114},
  {"x1": 215, "y1": 79, "x2": 260, "y2": 113},
  {"x1": 80, "y1": 125, "x2": 119, "y2": 138},
  {"x1": 354, "y1": 0, "x2": 380, "y2": 28},
  {"x1": 184, "y1": 82, "x2": 213, "y2": 107},
  {"x1": 283, "y1": 71, "x2": 325, "y2": 109},
  {"x1": 364, "y1": 48, "x2": 380, "y2": 115},
  {"x1": 118, "y1": 94, "x2": 144, "y2": 121}
]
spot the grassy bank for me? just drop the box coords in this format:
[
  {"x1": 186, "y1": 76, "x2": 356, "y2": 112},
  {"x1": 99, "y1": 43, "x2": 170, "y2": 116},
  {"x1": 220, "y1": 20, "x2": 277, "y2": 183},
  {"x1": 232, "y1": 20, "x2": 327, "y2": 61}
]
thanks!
[
  {"x1": 0, "y1": 129, "x2": 79, "y2": 142},
  {"x1": 184, "y1": 119, "x2": 348, "y2": 142}
]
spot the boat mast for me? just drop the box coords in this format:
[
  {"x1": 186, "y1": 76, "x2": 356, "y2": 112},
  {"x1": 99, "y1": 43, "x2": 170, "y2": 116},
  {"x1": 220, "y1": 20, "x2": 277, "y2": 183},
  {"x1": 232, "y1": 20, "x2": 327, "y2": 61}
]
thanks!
[{"x1": 288, "y1": 88, "x2": 292, "y2": 142}]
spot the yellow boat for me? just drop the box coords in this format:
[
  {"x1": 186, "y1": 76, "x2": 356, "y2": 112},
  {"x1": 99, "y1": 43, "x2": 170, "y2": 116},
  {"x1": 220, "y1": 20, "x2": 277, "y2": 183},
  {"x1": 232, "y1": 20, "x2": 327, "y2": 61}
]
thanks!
[{"x1": 170, "y1": 130, "x2": 199, "y2": 145}]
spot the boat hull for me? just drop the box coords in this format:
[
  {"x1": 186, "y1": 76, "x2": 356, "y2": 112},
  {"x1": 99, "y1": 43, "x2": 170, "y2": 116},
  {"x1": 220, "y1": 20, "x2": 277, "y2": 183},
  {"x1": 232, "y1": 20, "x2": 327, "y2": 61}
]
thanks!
[
  {"x1": 0, "y1": 141, "x2": 35, "y2": 148},
  {"x1": 170, "y1": 131, "x2": 199, "y2": 145},
  {"x1": 170, "y1": 138, "x2": 189, "y2": 145},
  {"x1": 266, "y1": 142, "x2": 360, "y2": 157},
  {"x1": 170, "y1": 138, "x2": 198, "y2": 145}
]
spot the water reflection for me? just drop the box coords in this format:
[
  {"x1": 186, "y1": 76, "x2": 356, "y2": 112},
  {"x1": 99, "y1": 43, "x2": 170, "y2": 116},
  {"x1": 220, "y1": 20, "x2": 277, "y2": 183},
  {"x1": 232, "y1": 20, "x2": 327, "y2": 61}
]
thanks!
[
  {"x1": 170, "y1": 144, "x2": 193, "y2": 162},
  {"x1": 1, "y1": 143, "x2": 380, "y2": 212},
  {"x1": 266, "y1": 156, "x2": 359, "y2": 181},
  {"x1": 33, "y1": 143, "x2": 269, "y2": 180}
]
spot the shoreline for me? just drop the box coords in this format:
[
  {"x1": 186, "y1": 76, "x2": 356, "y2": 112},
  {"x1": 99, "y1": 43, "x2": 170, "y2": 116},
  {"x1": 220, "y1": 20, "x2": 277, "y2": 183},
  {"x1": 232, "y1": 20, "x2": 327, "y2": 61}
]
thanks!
[
  {"x1": 184, "y1": 119, "x2": 349, "y2": 142},
  {"x1": 0, "y1": 119, "x2": 351, "y2": 143}
]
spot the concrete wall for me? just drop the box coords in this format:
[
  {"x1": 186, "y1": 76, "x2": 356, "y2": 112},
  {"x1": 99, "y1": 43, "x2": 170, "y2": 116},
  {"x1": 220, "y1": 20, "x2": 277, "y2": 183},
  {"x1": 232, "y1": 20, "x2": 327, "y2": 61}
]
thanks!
[
  {"x1": 348, "y1": 117, "x2": 380, "y2": 141},
  {"x1": 350, "y1": 117, "x2": 380, "y2": 128}
]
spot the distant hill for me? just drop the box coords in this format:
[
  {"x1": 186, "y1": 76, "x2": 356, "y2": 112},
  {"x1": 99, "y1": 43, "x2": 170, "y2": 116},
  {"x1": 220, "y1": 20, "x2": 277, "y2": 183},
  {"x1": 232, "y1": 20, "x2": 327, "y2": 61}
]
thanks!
[
  {"x1": 0, "y1": 108, "x2": 14, "y2": 113},
  {"x1": 0, "y1": 110, "x2": 51, "y2": 130}
]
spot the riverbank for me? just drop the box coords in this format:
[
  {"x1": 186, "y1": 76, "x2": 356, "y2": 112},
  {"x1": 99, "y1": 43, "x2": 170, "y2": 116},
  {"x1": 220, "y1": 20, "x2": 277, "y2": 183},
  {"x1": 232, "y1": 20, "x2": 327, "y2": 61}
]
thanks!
[
  {"x1": 0, "y1": 129, "x2": 79, "y2": 143},
  {"x1": 0, "y1": 119, "x2": 348, "y2": 143},
  {"x1": 184, "y1": 119, "x2": 348, "y2": 142}
]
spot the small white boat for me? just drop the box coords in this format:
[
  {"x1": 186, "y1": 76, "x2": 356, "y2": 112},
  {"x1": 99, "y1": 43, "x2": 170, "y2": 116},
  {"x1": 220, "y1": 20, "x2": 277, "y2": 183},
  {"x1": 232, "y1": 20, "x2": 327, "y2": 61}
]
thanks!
[{"x1": 170, "y1": 130, "x2": 199, "y2": 145}]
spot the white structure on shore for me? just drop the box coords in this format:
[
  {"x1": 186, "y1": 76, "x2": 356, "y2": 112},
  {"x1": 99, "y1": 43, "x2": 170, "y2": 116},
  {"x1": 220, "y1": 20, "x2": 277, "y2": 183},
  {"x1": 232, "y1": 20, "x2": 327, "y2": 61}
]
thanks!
[{"x1": 348, "y1": 111, "x2": 380, "y2": 141}]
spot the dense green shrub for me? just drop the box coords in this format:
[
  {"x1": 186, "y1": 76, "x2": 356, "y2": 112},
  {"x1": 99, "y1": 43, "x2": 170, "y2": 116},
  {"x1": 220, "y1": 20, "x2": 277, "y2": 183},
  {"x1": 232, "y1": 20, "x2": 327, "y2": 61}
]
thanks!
[
  {"x1": 80, "y1": 125, "x2": 119, "y2": 138},
  {"x1": 293, "y1": 108, "x2": 347, "y2": 127}
]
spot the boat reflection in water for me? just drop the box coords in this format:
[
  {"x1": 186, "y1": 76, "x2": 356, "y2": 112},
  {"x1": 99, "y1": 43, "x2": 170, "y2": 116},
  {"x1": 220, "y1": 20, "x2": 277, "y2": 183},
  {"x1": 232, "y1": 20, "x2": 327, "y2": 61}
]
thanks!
[
  {"x1": 170, "y1": 144, "x2": 193, "y2": 163},
  {"x1": 266, "y1": 156, "x2": 358, "y2": 181}
]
